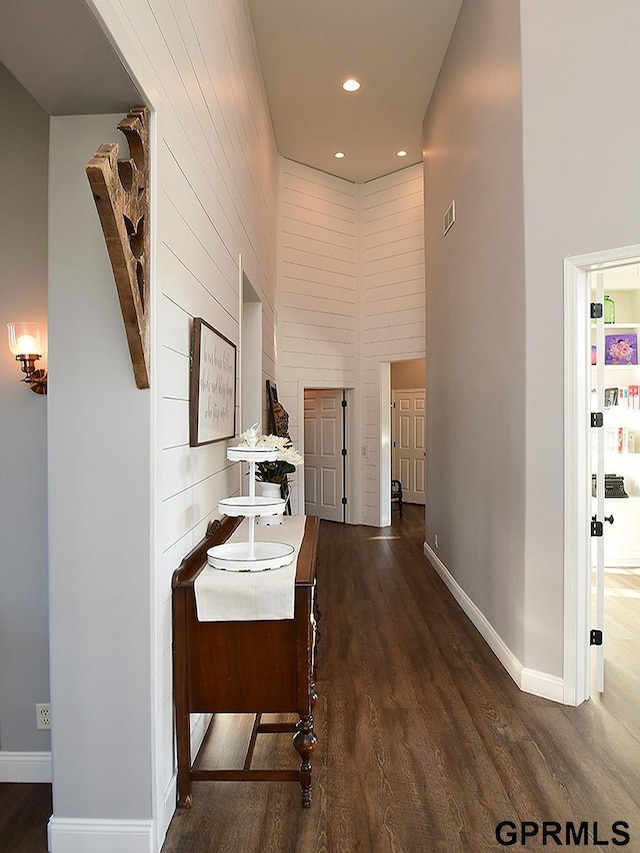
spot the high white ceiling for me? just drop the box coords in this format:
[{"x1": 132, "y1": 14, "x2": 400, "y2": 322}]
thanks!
[
  {"x1": 0, "y1": 0, "x2": 462, "y2": 184},
  {"x1": 247, "y1": 0, "x2": 463, "y2": 183}
]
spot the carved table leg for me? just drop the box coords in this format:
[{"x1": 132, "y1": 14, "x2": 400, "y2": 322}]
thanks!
[
  {"x1": 293, "y1": 714, "x2": 317, "y2": 807},
  {"x1": 176, "y1": 709, "x2": 193, "y2": 808}
]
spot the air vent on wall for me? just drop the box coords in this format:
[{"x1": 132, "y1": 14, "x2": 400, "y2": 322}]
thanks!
[{"x1": 443, "y1": 200, "x2": 456, "y2": 236}]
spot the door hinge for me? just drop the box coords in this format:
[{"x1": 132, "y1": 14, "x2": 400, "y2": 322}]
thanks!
[
  {"x1": 591, "y1": 514, "x2": 614, "y2": 536},
  {"x1": 341, "y1": 398, "x2": 347, "y2": 408},
  {"x1": 341, "y1": 448, "x2": 347, "y2": 457},
  {"x1": 590, "y1": 629, "x2": 603, "y2": 646},
  {"x1": 591, "y1": 412, "x2": 604, "y2": 428},
  {"x1": 591, "y1": 302, "x2": 603, "y2": 319},
  {"x1": 341, "y1": 497, "x2": 347, "y2": 505},
  {"x1": 392, "y1": 401, "x2": 396, "y2": 408}
]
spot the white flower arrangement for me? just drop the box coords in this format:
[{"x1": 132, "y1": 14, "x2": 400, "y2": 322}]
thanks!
[{"x1": 238, "y1": 426, "x2": 304, "y2": 483}]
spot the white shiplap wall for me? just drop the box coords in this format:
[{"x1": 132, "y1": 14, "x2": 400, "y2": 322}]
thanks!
[
  {"x1": 360, "y1": 164, "x2": 425, "y2": 524},
  {"x1": 277, "y1": 159, "x2": 357, "y2": 510},
  {"x1": 277, "y1": 159, "x2": 424, "y2": 523},
  {"x1": 89, "y1": 0, "x2": 278, "y2": 841}
]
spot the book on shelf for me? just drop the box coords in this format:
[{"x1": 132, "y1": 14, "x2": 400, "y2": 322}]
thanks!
[
  {"x1": 604, "y1": 426, "x2": 636, "y2": 453},
  {"x1": 604, "y1": 385, "x2": 640, "y2": 410}
]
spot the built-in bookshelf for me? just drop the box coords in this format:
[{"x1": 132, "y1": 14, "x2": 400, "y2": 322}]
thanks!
[{"x1": 592, "y1": 282, "x2": 640, "y2": 565}]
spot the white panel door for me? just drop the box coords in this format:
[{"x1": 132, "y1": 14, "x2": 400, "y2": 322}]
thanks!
[
  {"x1": 392, "y1": 388, "x2": 426, "y2": 505},
  {"x1": 304, "y1": 389, "x2": 344, "y2": 522}
]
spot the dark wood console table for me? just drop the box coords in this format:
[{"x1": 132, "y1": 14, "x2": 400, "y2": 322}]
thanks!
[{"x1": 172, "y1": 514, "x2": 320, "y2": 808}]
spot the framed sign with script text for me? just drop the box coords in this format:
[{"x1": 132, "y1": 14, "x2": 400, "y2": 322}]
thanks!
[{"x1": 189, "y1": 318, "x2": 237, "y2": 446}]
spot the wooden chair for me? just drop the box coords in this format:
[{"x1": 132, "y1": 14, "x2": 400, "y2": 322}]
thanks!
[{"x1": 391, "y1": 479, "x2": 403, "y2": 517}]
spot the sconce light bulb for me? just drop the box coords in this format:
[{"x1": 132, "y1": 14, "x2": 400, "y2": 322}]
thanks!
[
  {"x1": 7, "y1": 322, "x2": 43, "y2": 357},
  {"x1": 16, "y1": 334, "x2": 37, "y2": 355}
]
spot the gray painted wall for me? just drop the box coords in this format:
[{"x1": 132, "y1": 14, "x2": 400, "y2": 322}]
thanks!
[
  {"x1": 48, "y1": 114, "x2": 152, "y2": 818},
  {"x1": 422, "y1": 0, "x2": 527, "y2": 663},
  {"x1": 520, "y1": 0, "x2": 640, "y2": 674},
  {"x1": 424, "y1": 0, "x2": 640, "y2": 681},
  {"x1": 0, "y1": 63, "x2": 50, "y2": 753}
]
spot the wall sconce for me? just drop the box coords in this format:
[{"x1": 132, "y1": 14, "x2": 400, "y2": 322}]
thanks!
[{"x1": 7, "y1": 322, "x2": 48, "y2": 394}]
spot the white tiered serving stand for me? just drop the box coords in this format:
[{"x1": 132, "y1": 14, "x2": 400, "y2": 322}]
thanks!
[{"x1": 207, "y1": 442, "x2": 295, "y2": 572}]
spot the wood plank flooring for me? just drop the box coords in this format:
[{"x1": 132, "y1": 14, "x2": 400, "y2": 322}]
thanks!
[
  {"x1": 161, "y1": 505, "x2": 640, "y2": 852},
  {"x1": 592, "y1": 566, "x2": 640, "y2": 742},
  {"x1": 0, "y1": 783, "x2": 51, "y2": 853},
  {"x1": 3, "y1": 506, "x2": 639, "y2": 851}
]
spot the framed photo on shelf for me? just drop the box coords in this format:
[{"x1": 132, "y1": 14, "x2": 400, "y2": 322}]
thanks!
[
  {"x1": 605, "y1": 332, "x2": 638, "y2": 365},
  {"x1": 604, "y1": 387, "x2": 619, "y2": 408},
  {"x1": 189, "y1": 318, "x2": 236, "y2": 446}
]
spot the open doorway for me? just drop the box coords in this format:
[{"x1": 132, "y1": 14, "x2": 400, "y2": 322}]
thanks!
[
  {"x1": 565, "y1": 244, "x2": 640, "y2": 715},
  {"x1": 0, "y1": 4, "x2": 148, "y2": 791},
  {"x1": 391, "y1": 359, "x2": 426, "y2": 507},
  {"x1": 240, "y1": 269, "x2": 262, "y2": 432},
  {"x1": 589, "y1": 263, "x2": 640, "y2": 736},
  {"x1": 379, "y1": 359, "x2": 426, "y2": 527}
]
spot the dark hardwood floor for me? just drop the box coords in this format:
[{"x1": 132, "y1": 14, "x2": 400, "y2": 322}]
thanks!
[
  {"x1": 4, "y1": 505, "x2": 639, "y2": 852},
  {"x1": 0, "y1": 783, "x2": 51, "y2": 853},
  {"x1": 161, "y1": 505, "x2": 640, "y2": 852}
]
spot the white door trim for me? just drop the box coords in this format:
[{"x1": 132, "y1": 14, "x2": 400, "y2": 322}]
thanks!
[
  {"x1": 380, "y1": 363, "x2": 392, "y2": 527},
  {"x1": 563, "y1": 243, "x2": 640, "y2": 706},
  {"x1": 392, "y1": 387, "x2": 426, "y2": 505}
]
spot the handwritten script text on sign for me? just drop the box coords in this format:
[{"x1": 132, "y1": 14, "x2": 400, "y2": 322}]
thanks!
[{"x1": 200, "y1": 339, "x2": 234, "y2": 430}]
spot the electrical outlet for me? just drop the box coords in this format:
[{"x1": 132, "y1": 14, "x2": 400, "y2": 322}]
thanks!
[
  {"x1": 434, "y1": 534, "x2": 439, "y2": 548},
  {"x1": 36, "y1": 703, "x2": 51, "y2": 730}
]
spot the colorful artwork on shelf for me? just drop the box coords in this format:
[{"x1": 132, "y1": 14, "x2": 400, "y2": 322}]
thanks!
[{"x1": 605, "y1": 332, "x2": 638, "y2": 365}]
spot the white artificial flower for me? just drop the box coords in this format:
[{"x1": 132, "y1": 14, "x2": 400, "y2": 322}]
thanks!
[
  {"x1": 280, "y1": 446, "x2": 304, "y2": 466},
  {"x1": 259, "y1": 434, "x2": 288, "y2": 451},
  {"x1": 238, "y1": 424, "x2": 261, "y2": 446}
]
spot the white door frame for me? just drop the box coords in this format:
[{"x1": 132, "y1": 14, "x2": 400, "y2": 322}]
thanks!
[
  {"x1": 563, "y1": 242, "x2": 640, "y2": 705},
  {"x1": 380, "y1": 361, "x2": 427, "y2": 526},
  {"x1": 238, "y1": 264, "x2": 262, "y2": 433},
  {"x1": 392, "y1": 387, "x2": 426, "y2": 505}
]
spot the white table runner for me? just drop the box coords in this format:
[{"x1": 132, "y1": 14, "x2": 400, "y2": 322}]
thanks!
[{"x1": 194, "y1": 515, "x2": 306, "y2": 622}]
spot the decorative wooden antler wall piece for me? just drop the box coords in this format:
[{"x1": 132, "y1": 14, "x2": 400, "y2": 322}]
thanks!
[{"x1": 86, "y1": 107, "x2": 150, "y2": 389}]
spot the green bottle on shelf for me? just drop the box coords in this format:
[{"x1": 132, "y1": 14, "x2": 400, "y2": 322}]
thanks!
[{"x1": 604, "y1": 294, "x2": 616, "y2": 323}]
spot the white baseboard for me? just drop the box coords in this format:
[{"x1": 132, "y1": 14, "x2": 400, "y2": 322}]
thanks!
[
  {"x1": 0, "y1": 751, "x2": 51, "y2": 782},
  {"x1": 48, "y1": 818, "x2": 154, "y2": 853},
  {"x1": 49, "y1": 715, "x2": 212, "y2": 853},
  {"x1": 520, "y1": 667, "x2": 565, "y2": 703},
  {"x1": 423, "y1": 543, "x2": 564, "y2": 704},
  {"x1": 160, "y1": 772, "x2": 177, "y2": 845}
]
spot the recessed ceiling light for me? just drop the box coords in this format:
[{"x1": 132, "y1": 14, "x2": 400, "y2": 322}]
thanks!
[
  {"x1": 397, "y1": 150, "x2": 408, "y2": 157},
  {"x1": 342, "y1": 79, "x2": 360, "y2": 92},
  {"x1": 334, "y1": 152, "x2": 345, "y2": 159}
]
